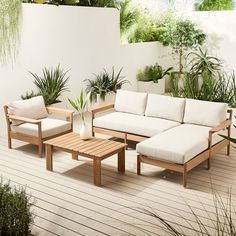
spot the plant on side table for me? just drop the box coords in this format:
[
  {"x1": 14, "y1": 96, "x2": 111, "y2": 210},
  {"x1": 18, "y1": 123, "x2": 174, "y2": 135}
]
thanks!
[
  {"x1": 84, "y1": 67, "x2": 128, "y2": 105},
  {"x1": 21, "y1": 65, "x2": 70, "y2": 106},
  {"x1": 0, "y1": 180, "x2": 34, "y2": 236},
  {"x1": 137, "y1": 63, "x2": 173, "y2": 94},
  {"x1": 68, "y1": 89, "x2": 91, "y2": 140}
]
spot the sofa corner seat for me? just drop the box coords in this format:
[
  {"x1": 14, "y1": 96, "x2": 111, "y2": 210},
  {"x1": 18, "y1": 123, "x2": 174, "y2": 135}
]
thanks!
[{"x1": 91, "y1": 90, "x2": 232, "y2": 187}]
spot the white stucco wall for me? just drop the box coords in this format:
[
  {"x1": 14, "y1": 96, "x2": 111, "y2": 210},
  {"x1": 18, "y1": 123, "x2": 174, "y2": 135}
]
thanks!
[{"x1": 1, "y1": 4, "x2": 236, "y2": 135}]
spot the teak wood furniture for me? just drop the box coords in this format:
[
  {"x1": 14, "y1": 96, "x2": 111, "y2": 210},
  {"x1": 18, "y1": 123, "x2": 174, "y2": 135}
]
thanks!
[
  {"x1": 4, "y1": 105, "x2": 74, "y2": 158},
  {"x1": 91, "y1": 90, "x2": 233, "y2": 187},
  {"x1": 44, "y1": 132, "x2": 127, "y2": 186}
]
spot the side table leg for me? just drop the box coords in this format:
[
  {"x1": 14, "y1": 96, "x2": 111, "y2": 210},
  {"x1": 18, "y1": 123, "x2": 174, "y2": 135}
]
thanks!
[
  {"x1": 118, "y1": 147, "x2": 125, "y2": 173},
  {"x1": 46, "y1": 144, "x2": 53, "y2": 171},
  {"x1": 93, "y1": 158, "x2": 101, "y2": 186}
]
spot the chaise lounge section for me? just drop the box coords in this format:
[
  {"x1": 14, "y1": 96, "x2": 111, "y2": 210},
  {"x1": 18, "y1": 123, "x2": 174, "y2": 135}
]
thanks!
[{"x1": 91, "y1": 90, "x2": 232, "y2": 187}]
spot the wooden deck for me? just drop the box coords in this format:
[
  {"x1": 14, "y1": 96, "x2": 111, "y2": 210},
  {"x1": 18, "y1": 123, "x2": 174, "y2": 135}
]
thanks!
[{"x1": 0, "y1": 134, "x2": 236, "y2": 235}]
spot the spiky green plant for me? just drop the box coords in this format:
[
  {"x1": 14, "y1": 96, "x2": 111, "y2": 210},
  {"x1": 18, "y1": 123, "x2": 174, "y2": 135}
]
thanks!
[
  {"x1": 187, "y1": 47, "x2": 223, "y2": 80},
  {"x1": 29, "y1": 65, "x2": 70, "y2": 105},
  {"x1": 0, "y1": 180, "x2": 34, "y2": 236},
  {"x1": 0, "y1": 0, "x2": 22, "y2": 63},
  {"x1": 85, "y1": 67, "x2": 128, "y2": 103}
]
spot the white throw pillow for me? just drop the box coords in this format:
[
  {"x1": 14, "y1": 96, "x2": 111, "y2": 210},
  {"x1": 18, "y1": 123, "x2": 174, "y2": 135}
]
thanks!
[
  {"x1": 114, "y1": 90, "x2": 147, "y2": 115},
  {"x1": 8, "y1": 96, "x2": 48, "y2": 125},
  {"x1": 145, "y1": 94, "x2": 186, "y2": 122},
  {"x1": 184, "y1": 99, "x2": 228, "y2": 127}
]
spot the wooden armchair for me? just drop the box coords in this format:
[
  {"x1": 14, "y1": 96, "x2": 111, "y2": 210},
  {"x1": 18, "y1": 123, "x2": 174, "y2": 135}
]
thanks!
[{"x1": 4, "y1": 97, "x2": 74, "y2": 158}]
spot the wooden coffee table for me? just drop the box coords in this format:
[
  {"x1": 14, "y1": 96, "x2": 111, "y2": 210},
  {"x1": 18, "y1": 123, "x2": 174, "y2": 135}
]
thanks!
[{"x1": 44, "y1": 132, "x2": 127, "y2": 186}]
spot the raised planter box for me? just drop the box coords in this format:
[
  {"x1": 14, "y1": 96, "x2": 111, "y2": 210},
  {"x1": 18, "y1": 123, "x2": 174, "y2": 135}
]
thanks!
[{"x1": 137, "y1": 78, "x2": 165, "y2": 94}]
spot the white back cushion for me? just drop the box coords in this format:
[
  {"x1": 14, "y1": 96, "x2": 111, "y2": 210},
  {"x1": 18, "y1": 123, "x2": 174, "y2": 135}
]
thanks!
[
  {"x1": 115, "y1": 90, "x2": 147, "y2": 115},
  {"x1": 184, "y1": 99, "x2": 228, "y2": 127},
  {"x1": 9, "y1": 96, "x2": 48, "y2": 125},
  {"x1": 145, "y1": 94, "x2": 186, "y2": 122}
]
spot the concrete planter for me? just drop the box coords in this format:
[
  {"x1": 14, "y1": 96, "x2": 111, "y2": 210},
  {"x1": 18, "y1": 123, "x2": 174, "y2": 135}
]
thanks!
[
  {"x1": 88, "y1": 93, "x2": 116, "y2": 110},
  {"x1": 137, "y1": 78, "x2": 165, "y2": 94}
]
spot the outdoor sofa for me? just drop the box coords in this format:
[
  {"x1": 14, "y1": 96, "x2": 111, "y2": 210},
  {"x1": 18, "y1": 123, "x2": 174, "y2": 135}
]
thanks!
[{"x1": 91, "y1": 90, "x2": 232, "y2": 187}]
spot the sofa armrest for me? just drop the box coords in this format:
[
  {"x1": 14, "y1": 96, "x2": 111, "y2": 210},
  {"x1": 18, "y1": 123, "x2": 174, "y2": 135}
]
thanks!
[
  {"x1": 91, "y1": 103, "x2": 114, "y2": 114},
  {"x1": 46, "y1": 107, "x2": 74, "y2": 123},
  {"x1": 209, "y1": 120, "x2": 232, "y2": 134},
  {"x1": 8, "y1": 115, "x2": 41, "y2": 125}
]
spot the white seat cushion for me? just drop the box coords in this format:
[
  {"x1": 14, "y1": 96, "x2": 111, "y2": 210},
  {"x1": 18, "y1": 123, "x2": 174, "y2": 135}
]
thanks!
[
  {"x1": 145, "y1": 94, "x2": 185, "y2": 122},
  {"x1": 137, "y1": 124, "x2": 225, "y2": 164},
  {"x1": 93, "y1": 112, "x2": 181, "y2": 137},
  {"x1": 8, "y1": 96, "x2": 48, "y2": 126},
  {"x1": 184, "y1": 99, "x2": 228, "y2": 127},
  {"x1": 115, "y1": 90, "x2": 147, "y2": 115},
  {"x1": 11, "y1": 118, "x2": 71, "y2": 138}
]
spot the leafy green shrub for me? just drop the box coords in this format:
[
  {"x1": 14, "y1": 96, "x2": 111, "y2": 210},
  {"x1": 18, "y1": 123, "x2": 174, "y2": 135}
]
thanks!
[
  {"x1": 85, "y1": 67, "x2": 128, "y2": 102},
  {"x1": 195, "y1": 0, "x2": 235, "y2": 11},
  {"x1": 128, "y1": 18, "x2": 166, "y2": 43},
  {"x1": 119, "y1": 0, "x2": 139, "y2": 36},
  {"x1": 0, "y1": 180, "x2": 34, "y2": 236},
  {"x1": 137, "y1": 63, "x2": 173, "y2": 83},
  {"x1": 159, "y1": 19, "x2": 206, "y2": 73}
]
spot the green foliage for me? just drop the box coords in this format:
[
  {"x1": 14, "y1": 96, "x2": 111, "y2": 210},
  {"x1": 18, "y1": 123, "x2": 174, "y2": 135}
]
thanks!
[
  {"x1": 128, "y1": 18, "x2": 165, "y2": 43},
  {"x1": 24, "y1": 65, "x2": 70, "y2": 105},
  {"x1": 119, "y1": 0, "x2": 139, "y2": 36},
  {"x1": 188, "y1": 47, "x2": 223, "y2": 79},
  {"x1": 0, "y1": 180, "x2": 34, "y2": 236},
  {"x1": 132, "y1": 189, "x2": 236, "y2": 235},
  {"x1": 160, "y1": 19, "x2": 206, "y2": 73},
  {"x1": 170, "y1": 71, "x2": 236, "y2": 106},
  {"x1": 78, "y1": 0, "x2": 118, "y2": 7},
  {"x1": 68, "y1": 89, "x2": 89, "y2": 121},
  {"x1": 85, "y1": 67, "x2": 128, "y2": 103},
  {"x1": 0, "y1": 0, "x2": 22, "y2": 63},
  {"x1": 137, "y1": 63, "x2": 173, "y2": 83},
  {"x1": 195, "y1": 0, "x2": 235, "y2": 11}
]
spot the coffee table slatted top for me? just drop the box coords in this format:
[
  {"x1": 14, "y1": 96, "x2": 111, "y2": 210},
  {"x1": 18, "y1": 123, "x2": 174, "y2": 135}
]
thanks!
[{"x1": 44, "y1": 132, "x2": 126, "y2": 158}]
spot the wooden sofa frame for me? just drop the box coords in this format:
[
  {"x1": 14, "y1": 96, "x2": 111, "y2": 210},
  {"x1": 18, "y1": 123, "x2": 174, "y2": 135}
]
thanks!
[
  {"x1": 4, "y1": 105, "x2": 74, "y2": 158},
  {"x1": 91, "y1": 104, "x2": 233, "y2": 187}
]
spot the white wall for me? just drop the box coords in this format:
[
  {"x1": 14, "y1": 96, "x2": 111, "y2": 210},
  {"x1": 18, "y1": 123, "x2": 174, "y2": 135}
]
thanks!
[
  {"x1": 0, "y1": 4, "x2": 162, "y2": 135},
  {"x1": 1, "y1": 4, "x2": 236, "y2": 135}
]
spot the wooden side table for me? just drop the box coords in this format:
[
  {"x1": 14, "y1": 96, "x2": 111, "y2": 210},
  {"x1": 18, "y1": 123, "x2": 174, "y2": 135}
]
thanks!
[{"x1": 44, "y1": 132, "x2": 127, "y2": 186}]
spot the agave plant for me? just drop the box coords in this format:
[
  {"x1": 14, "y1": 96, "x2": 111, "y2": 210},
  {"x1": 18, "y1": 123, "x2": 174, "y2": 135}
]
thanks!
[
  {"x1": 29, "y1": 65, "x2": 70, "y2": 105},
  {"x1": 188, "y1": 47, "x2": 223, "y2": 79},
  {"x1": 85, "y1": 67, "x2": 128, "y2": 103}
]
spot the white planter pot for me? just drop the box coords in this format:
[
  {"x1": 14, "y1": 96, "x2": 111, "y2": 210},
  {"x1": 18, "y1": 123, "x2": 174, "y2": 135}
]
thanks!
[
  {"x1": 137, "y1": 79, "x2": 165, "y2": 94},
  {"x1": 88, "y1": 93, "x2": 116, "y2": 110},
  {"x1": 79, "y1": 123, "x2": 91, "y2": 140}
]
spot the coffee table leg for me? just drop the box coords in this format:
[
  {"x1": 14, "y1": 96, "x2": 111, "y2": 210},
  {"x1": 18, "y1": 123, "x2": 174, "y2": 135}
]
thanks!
[
  {"x1": 118, "y1": 147, "x2": 125, "y2": 173},
  {"x1": 72, "y1": 152, "x2": 78, "y2": 160},
  {"x1": 46, "y1": 144, "x2": 53, "y2": 171},
  {"x1": 93, "y1": 158, "x2": 101, "y2": 186}
]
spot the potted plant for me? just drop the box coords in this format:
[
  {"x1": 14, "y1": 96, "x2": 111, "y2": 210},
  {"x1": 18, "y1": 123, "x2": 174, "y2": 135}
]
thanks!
[
  {"x1": 137, "y1": 63, "x2": 173, "y2": 94},
  {"x1": 21, "y1": 65, "x2": 70, "y2": 106},
  {"x1": 84, "y1": 67, "x2": 129, "y2": 106},
  {"x1": 68, "y1": 89, "x2": 91, "y2": 140},
  {"x1": 0, "y1": 180, "x2": 34, "y2": 236}
]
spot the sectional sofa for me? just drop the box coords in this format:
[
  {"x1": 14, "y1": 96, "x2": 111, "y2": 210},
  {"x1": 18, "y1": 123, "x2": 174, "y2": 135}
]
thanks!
[{"x1": 91, "y1": 90, "x2": 232, "y2": 187}]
